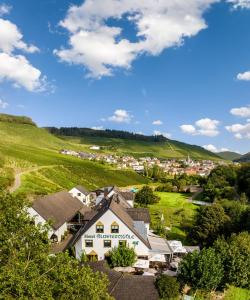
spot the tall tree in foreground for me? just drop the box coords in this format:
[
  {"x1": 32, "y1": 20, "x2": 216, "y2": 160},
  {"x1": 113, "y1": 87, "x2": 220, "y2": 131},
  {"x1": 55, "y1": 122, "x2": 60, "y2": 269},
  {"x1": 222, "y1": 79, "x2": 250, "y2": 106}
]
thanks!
[
  {"x1": 213, "y1": 232, "x2": 250, "y2": 289},
  {"x1": 178, "y1": 248, "x2": 224, "y2": 291},
  {"x1": 0, "y1": 192, "x2": 111, "y2": 299},
  {"x1": 189, "y1": 204, "x2": 230, "y2": 247}
]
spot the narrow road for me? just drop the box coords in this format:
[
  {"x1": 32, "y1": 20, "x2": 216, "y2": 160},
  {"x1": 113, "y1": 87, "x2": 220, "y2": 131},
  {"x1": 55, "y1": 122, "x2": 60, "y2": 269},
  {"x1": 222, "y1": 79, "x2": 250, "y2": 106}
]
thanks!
[
  {"x1": 188, "y1": 188, "x2": 212, "y2": 206},
  {"x1": 8, "y1": 165, "x2": 56, "y2": 193}
]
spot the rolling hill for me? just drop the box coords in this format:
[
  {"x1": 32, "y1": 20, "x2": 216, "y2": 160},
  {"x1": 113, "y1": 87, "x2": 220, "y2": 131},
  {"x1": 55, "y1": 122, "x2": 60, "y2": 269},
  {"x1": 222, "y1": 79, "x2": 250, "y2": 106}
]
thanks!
[
  {"x1": 0, "y1": 113, "x2": 222, "y2": 197},
  {"x1": 217, "y1": 151, "x2": 242, "y2": 161},
  {"x1": 0, "y1": 115, "x2": 148, "y2": 197},
  {"x1": 234, "y1": 152, "x2": 250, "y2": 163},
  {"x1": 47, "y1": 127, "x2": 220, "y2": 160}
]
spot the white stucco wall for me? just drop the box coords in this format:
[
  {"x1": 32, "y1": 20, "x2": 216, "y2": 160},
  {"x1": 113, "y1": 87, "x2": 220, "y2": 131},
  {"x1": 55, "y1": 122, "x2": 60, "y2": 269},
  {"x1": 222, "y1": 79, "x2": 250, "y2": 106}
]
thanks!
[
  {"x1": 69, "y1": 188, "x2": 90, "y2": 206},
  {"x1": 75, "y1": 209, "x2": 150, "y2": 260},
  {"x1": 27, "y1": 207, "x2": 67, "y2": 242}
]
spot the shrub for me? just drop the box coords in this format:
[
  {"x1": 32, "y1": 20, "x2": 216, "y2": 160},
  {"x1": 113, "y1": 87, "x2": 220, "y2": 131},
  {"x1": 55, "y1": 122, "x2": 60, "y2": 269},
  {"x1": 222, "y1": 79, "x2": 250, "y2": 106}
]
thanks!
[
  {"x1": 135, "y1": 185, "x2": 160, "y2": 207},
  {"x1": 155, "y1": 275, "x2": 180, "y2": 300},
  {"x1": 109, "y1": 245, "x2": 136, "y2": 267}
]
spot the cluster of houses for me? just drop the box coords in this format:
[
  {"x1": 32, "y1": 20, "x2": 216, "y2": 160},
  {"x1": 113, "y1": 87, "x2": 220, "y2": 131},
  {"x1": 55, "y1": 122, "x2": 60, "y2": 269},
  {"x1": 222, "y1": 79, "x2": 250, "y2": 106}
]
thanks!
[
  {"x1": 28, "y1": 185, "x2": 198, "y2": 274},
  {"x1": 60, "y1": 148, "x2": 218, "y2": 177}
]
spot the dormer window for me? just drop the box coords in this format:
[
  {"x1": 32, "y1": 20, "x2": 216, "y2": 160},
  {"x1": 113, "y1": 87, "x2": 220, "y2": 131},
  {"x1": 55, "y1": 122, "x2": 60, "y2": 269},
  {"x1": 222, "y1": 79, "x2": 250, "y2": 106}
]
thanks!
[
  {"x1": 96, "y1": 221, "x2": 104, "y2": 233},
  {"x1": 111, "y1": 221, "x2": 119, "y2": 233}
]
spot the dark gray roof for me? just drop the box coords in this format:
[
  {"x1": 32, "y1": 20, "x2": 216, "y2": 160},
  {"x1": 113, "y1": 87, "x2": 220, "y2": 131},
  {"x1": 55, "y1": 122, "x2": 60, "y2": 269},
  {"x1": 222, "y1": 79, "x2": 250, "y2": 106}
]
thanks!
[
  {"x1": 75, "y1": 185, "x2": 89, "y2": 196},
  {"x1": 33, "y1": 191, "x2": 84, "y2": 230},
  {"x1": 127, "y1": 208, "x2": 151, "y2": 224},
  {"x1": 88, "y1": 261, "x2": 159, "y2": 300},
  {"x1": 119, "y1": 191, "x2": 135, "y2": 201}
]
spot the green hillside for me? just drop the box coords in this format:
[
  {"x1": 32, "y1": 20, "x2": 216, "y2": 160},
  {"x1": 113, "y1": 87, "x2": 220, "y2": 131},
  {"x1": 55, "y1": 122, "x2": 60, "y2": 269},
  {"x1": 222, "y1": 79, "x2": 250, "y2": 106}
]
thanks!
[
  {"x1": 59, "y1": 134, "x2": 220, "y2": 160},
  {"x1": 0, "y1": 120, "x2": 148, "y2": 197},
  {"x1": 217, "y1": 151, "x2": 242, "y2": 161},
  {"x1": 235, "y1": 152, "x2": 250, "y2": 163}
]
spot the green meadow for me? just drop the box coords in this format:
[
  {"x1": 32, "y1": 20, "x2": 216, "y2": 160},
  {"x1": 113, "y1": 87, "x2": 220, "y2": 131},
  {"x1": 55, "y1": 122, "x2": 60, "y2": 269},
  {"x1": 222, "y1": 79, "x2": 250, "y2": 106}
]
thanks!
[
  {"x1": 149, "y1": 192, "x2": 198, "y2": 243},
  {"x1": 0, "y1": 121, "x2": 148, "y2": 196}
]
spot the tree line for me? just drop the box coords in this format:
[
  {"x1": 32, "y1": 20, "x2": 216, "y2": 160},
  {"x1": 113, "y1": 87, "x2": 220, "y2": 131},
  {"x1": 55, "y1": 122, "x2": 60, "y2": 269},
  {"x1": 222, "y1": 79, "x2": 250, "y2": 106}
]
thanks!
[{"x1": 46, "y1": 127, "x2": 168, "y2": 142}]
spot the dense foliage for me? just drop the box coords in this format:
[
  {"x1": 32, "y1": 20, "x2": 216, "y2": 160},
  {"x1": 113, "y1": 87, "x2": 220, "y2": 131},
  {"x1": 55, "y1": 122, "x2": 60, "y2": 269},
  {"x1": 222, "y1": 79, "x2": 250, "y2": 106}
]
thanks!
[
  {"x1": 178, "y1": 248, "x2": 224, "y2": 291},
  {"x1": 155, "y1": 275, "x2": 180, "y2": 300},
  {"x1": 202, "y1": 164, "x2": 250, "y2": 202},
  {"x1": 0, "y1": 192, "x2": 111, "y2": 299},
  {"x1": 135, "y1": 185, "x2": 160, "y2": 206},
  {"x1": 213, "y1": 232, "x2": 250, "y2": 289},
  {"x1": 189, "y1": 204, "x2": 230, "y2": 247},
  {"x1": 46, "y1": 127, "x2": 167, "y2": 142},
  {"x1": 109, "y1": 245, "x2": 136, "y2": 267},
  {"x1": 0, "y1": 113, "x2": 36, "y2": 126}
]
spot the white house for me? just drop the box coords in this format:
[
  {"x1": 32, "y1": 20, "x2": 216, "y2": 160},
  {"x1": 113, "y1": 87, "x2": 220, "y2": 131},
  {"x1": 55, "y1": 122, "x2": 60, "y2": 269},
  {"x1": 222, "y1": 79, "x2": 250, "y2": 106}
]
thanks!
[
  {"x1": 69, "y1": 185, "x2": 92, "y2": 206},
  {"x1": 90, "y1": 145, "x2": 100, "y2": 150},
  {"x1": 28, "y1": 191, "x2": 88, "y2": 242}
]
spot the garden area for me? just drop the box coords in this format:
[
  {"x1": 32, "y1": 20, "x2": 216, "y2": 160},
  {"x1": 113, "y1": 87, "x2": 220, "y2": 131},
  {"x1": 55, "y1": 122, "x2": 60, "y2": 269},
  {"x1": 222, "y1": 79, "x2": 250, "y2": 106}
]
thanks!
[{"x1": 148, "y1": 192, "x2": 198, "y2": 243}]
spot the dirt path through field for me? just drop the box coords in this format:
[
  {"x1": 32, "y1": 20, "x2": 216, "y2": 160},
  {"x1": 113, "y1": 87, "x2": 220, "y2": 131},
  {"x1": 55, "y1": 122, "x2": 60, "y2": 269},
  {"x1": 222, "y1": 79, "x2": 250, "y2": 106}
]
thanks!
[{"x1": 8, "y1": 165, "x2": 56, "y2": 193}]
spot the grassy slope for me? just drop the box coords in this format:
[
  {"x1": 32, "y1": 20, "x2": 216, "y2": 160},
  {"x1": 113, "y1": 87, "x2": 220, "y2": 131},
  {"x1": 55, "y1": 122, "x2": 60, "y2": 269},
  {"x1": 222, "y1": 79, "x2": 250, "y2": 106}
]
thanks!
[
  {"x1": 217, "y1": 151, "x2": 242, "y2": 161},
  {"x1": 0, "y1": 122, "x2": 148, "y2": 196},
  {"x1": 61, "y1": 135, "x2": 220, "y2": 160},
  {"x1": 224, "y1": 286, "x2": 250, "y2": 300},
  {"x1": 148, "y1": 192, "x2": 198, "y2": 244}
]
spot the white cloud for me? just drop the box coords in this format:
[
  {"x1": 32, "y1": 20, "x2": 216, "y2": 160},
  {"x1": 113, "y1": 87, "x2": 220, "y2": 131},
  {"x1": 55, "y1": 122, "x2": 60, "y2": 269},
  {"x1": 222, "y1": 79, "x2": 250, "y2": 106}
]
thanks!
[
  {"x1": 227, "y1": 0, "x2": 250, "y2": 9},
  {"x1": 203, "y1": 144, "x2": 230, "y2": 153},
  {"x1": 237, "y1": 71, "x2": 250, "y2": 81},
  {"x1": 0, "y1": 3, "x2": 11, "y2": 16},
  {"x1": 107, "y1": 109, "x2": 132, "y2": 123},
  {"x1": 0, "y1": 16, "x2": 46, "y2": 92},
  {"x1": 0, "y1": 99, "x2": 8, "y2": 109},
  {"x1": 180, "y1": 118, "x2": 220, "y2": 137},
  {"x1": 152, "y1": 120, "x2": 163, "y2": 125},
  {"x1": 91, "y1": 126, "x2": 104, "y2": 130},
  {"x1": 0, "y1": 18, "x2": 39, "y2": 54},
  {"x1": 153, "y1": 130, "x2": 171, "y2": 139},
  {"x1": 226, "y1": 122, "x2": 250, "y2": 139},
  {"x1": 230, "y1": 105, "x2": 250, "y2": 118},
  {"x1": 55, "y1": 0, "x2": 218, "y2": 78},
  {"x1": 0, "y1": 53, "x2": 43, "y2": 91},
  {"x1": 180, "y1": 124, "x2": 196, "y2": 135}
]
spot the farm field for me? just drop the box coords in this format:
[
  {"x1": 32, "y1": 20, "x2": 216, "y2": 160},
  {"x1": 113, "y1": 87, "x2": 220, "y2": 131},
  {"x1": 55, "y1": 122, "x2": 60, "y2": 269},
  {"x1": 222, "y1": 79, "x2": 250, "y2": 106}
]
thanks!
[
  {"x1": 149, "y1": 192, "x2": 198, "y2": 244},
  {"x1": 0, "y1": 121, "x2": 148, "y2": 196}
]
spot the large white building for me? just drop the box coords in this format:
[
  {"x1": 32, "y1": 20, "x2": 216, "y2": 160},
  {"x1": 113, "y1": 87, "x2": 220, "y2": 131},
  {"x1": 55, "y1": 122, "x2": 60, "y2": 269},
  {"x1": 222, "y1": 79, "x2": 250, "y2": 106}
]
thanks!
[
  {"x1": 28, "y1": 186, "x2": 173, "y2": 265},
  {"x1": 69, "y1": 189, "x2": 173, "y2": 265}
]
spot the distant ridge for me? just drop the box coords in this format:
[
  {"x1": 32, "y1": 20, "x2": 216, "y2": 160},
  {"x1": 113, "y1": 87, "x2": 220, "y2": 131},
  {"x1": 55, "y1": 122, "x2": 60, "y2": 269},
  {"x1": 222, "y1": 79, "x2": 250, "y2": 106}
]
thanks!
[
  {"x1": 46, "y1": 126, "x2": 220, "y2": 160},
  {"x1": 234, "y1": 152, "x2": 250, "y2": 163},
  {"x1": 217, "y1": 151, "x2": 242, "y2": 161},
  {"x1": 0, "y1": 113, "x2": 36, "y2": 126},
  {"x1": 45, "y1": 127, "x2": 167, "y2": 142}
]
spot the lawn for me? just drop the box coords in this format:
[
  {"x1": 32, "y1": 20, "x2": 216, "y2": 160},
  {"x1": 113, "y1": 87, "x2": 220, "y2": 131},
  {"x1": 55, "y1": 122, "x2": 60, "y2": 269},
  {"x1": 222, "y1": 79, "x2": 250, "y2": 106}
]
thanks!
[
  {"x1": 224, "y1": 286, "x2": 250, "y2": 300},
  {"x1": 149, "y1": 192, "x2": 198, "y2": 244}
]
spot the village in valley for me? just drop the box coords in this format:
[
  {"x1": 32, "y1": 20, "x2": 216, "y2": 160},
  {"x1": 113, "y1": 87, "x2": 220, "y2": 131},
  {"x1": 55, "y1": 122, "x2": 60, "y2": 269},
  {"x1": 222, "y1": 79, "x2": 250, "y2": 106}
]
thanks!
[{"x1": 60, "y1": 147, "x2": 220, "y2": 177}]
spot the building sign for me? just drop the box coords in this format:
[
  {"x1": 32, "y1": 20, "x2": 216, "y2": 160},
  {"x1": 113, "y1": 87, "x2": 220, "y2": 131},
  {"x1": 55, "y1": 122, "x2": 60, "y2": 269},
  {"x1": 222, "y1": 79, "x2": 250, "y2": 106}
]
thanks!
[{"x1": 84, "y1": 233, "x2": 135, "y2": 239}]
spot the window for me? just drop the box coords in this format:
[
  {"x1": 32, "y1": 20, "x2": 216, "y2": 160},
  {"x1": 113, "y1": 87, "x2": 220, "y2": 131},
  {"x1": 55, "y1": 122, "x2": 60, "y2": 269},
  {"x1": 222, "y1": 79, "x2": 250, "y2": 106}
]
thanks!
[
  {"x1": 96, "y1": 222, "x2": 104, "y2": 233},
  {"x1": 85, "y1": 240, "x2": 93, "y2": 247},
  {"x1": 119, "y1": 240, "x2": 127, "y2": 247},
  {"x1": 104, "y1": 240, "x2": 111, "y2": 248},
  {"x1": 77, "y1": 192, "x2": 81, "y2": 196},
  {"x1": 111, "y1": 222, "x2": 119, "y2": 233}
]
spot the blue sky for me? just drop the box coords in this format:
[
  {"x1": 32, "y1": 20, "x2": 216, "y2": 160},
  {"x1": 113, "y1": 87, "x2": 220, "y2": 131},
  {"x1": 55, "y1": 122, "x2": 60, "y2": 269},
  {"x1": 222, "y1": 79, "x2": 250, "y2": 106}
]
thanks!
[{"x1": 0, "y1": 0, "x2": 250, "y2": 154}]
